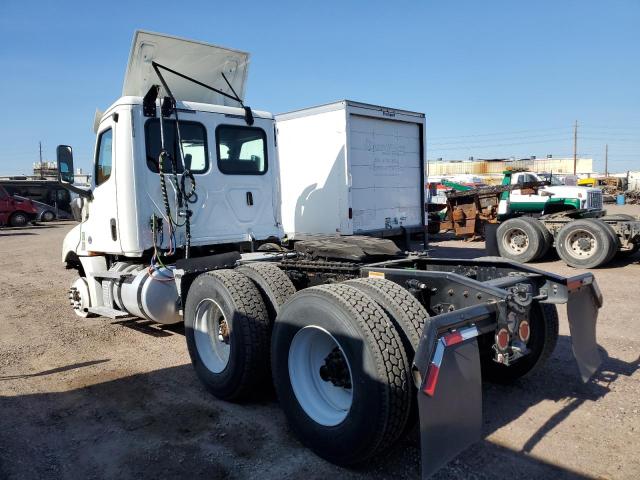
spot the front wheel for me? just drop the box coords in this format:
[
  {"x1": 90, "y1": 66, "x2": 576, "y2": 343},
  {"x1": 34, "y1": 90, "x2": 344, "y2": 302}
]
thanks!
[
  {"x1": 184, "y1": 270, "x2": 270, "y2": 401},
  {"x1": 271, "y1": 284, "x2": 410, "y2": 466}
]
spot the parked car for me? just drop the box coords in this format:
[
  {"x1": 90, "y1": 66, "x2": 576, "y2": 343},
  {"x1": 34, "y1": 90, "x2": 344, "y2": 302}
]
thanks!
[
  {"x1": 13, "y1": 195, "x2": 74, "y2": 221},
  {"x1": 0, "y1": 186, "x2": 39, "y2": 227},
  {"x1": 0, "y1": 180, "x2": 74, "y2": 221}
]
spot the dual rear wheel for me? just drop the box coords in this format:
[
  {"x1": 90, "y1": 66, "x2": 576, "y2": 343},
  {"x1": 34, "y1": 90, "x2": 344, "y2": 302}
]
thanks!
[
  {"x1": 185, "y1": 266, "x2": 428, "y2": 465},
  {"x1": 497, "y1": 216, "x2": 619, "y2": 268},
  {"x1": 184, "y1": 265, "x2": 556, "y2": 466}
]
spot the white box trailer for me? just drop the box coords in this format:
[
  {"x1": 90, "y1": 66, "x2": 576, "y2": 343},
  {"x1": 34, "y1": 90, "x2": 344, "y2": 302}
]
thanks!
[{"x1": 275, "y1": 101, "x2": 426, "y2": 241}]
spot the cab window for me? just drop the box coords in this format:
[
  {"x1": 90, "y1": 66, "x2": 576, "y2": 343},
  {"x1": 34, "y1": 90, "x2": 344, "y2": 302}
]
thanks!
[
  {"x1": 145, "y1": 120, "x2": 208, "y2": 174},
  {"x1": 95, "y1": 129, "x2": 113, "y2": 186},
  {"x1": 216, "y1": 125, "x2": 267, "y2": 175}
]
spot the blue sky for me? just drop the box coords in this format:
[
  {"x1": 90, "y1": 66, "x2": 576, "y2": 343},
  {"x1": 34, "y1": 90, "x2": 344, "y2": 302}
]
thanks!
[{"x1": 0, "y1": 0, "x2": 638, "y2": 175}]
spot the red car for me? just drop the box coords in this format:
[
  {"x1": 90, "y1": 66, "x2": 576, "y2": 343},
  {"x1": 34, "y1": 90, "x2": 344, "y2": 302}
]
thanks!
[{"x1": 0, "y1": 185, "x2": 39, "y2": 227}]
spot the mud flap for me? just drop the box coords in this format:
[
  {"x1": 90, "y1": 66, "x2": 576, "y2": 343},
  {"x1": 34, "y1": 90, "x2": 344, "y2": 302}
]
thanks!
[
  {"x1": 418, "y1": 339, "x2": 482, "y2": 479},
  {"x1": 567, "y1": 288, "x2": 601, "y2": 382}
]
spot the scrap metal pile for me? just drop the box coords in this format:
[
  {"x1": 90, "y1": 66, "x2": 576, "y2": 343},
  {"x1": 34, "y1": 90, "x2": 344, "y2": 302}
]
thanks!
[
  {"x1": 626, "y1": 190, "x2": 640, "y2": 205},
  {"x1": 440, "y1": 180, "x2": 548, "y2": 238}
]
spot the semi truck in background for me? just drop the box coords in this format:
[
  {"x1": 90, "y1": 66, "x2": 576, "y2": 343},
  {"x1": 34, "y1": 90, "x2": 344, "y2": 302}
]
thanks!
[
  {"x1": 56, "y1": 31, "x2": 603, "y2": 478},
  {"x1": 430, "y1": 169, "x2": 640, "y2": 268}
]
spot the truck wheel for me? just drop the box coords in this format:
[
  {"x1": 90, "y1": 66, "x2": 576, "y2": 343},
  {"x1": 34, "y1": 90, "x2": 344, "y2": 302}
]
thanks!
[
  {"x1": 9, "y1": 212, "x2": 28, "y2": 227},
  {"x1": 236, "y1": 262, "x2": 296, "y2": 321},
  {"x1": 593, "y1": 219, "x2": 619, "y2": 263},
  {"x1": 480, "y1": 303, "x2": 559, "y2": 384},
  {"x1": 184, "y1": 270, "x2": 270, "y2": 401},
  {"x1": 497, "y1": 217, "x2": 544, "y2": 263},
  {"x1": 344, "y1": 278, "x2": 428, "y2": 352},
  {"x1": 344, "y1": 277, "x2": 430, "y2": 438},
  {"x1": 69, "y1": 277, "x2": 93, "y2": 318},
  {"x1": 531, "y1": 219, "x2": 553, "y2": 259},
  {"x1": 41, "y1": 210, "x2": 56, "y2": 222},
  {"x1": 556, "y1": 219, "x2": 613, "y2": 268},
  {"x1": 272, "y1": 284, "x2": 410, "y2": 466}
]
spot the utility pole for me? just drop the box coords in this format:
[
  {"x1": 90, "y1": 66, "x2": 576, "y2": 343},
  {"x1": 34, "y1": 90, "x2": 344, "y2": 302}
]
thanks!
[
  {"x1": 573, "y1": 120, "x2": 578, "y2": 175},
  {"x1": 39, "y1": 141, "x2": 44, "y2": 179},
  {"x1": 604, "y1": 144, "x2": 608, "y2": 177}
]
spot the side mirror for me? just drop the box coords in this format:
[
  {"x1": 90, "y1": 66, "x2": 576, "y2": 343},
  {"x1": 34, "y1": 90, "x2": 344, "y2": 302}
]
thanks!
[
  {"x1": 56, "y1": 145, "x2": 75, "y2": 184},
  {"x1": 56, "y1": 144, "x2": 92, "y2": 200}
]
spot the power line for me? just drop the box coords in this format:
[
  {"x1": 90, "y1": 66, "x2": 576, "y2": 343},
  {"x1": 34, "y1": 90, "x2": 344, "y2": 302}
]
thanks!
[
  {"x1": 429, "y1": 126, "x2": 571, "y2": 140},
  {"x1": 430, "y1": 133, "x2": 573, "y2": 146}
]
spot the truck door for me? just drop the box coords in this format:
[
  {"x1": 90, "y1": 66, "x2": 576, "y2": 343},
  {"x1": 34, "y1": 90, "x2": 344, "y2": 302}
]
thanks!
[
  {"x1": 84, "y1": 122, "x2": 122, "y2": 253},
  {"x1": 509, "y1": 172, "x2": 546, "y2": 212},
  {"x1": 197, "y1": 120, "x2": 279, "y2": 243}
]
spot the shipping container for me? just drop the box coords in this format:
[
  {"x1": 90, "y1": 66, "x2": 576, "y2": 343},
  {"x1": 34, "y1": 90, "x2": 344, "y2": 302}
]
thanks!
[{"x1": 275, "y1": 100, "x2": 426, "y2": 239}]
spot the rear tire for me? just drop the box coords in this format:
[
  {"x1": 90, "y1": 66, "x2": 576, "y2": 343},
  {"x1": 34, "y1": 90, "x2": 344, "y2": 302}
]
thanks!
[
  {"x1": 531, "y1": 219, "x2": 553, "y2": 259},
  {"x1": 236, "y1": 262, "x2": 296, "y2": 321},
  {"x1": 272, "y1": 284, "x2": 410, "y2": 466},
  {"x1": 593, "y1": 219, "x2": 619, "y2": 263},
  {"x1": 184, "y1": 270, "x2": 270, "y2": 401},
  {"x1": 555, "y1": 219, "x2": 613, "y2": 268},
  {"x1": 480, "y1": 303, "x2": 559, "y2": 384},
  {"x1": 9, "y1": 212, "x2": 28, "y2": 227},
  {"x1": 344, "y1": 278, "x2": 429, "y2": 438},
  {"x1": 497, "y1": 217, "x2": 544, "y2": 263}
]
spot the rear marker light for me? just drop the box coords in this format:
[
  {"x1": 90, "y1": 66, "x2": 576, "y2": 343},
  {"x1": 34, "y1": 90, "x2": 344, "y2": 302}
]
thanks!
[
  {"x1": 496, "y1": 328, "x2": 510, "y2": 351},
  {"x1": 422, "y1": 364, "x2": 440, "y2": 397},
  {"x1": 518, "y1": 321, "x2": 530, "y2": 343},
  {"x1": 422, "y1": 326, "x2": 478, "y2": 397}
]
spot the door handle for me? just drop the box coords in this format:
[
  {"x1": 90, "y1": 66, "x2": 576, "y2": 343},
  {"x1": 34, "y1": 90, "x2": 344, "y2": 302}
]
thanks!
[
  {"x1": 246, "y1": 191, "x2": 254, "y2": 206},
  {"x1": 110, "y1": 218, "x2": 117, "y2": 241}
]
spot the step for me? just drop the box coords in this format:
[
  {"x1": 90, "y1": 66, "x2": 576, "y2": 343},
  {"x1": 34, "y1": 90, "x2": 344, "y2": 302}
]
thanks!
[{"x1": 87, "y1": 306, "x2": 130, "y2": 319}]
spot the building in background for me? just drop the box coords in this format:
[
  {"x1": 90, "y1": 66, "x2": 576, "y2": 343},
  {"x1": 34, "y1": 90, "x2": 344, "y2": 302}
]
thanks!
[
  {"x1": 1, "y1": 163, "x2": 91, "y2": 186},
  {"x1": 427, "y1": 157, "x2": 593, "y2": 177}
]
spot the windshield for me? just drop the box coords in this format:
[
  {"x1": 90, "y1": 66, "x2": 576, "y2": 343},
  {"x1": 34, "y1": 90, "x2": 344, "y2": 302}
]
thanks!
[{"x1": 549, "y1": 175, "x2": 564, "y2": 186}]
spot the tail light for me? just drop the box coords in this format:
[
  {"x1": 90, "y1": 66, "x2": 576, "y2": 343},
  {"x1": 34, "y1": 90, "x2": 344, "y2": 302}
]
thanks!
[
  {"x1": 496, "y1": 328, "x2": 510, "y2": 351},
  {"x1": 518, "y1": 321, "x2": 530, "y2": 343}
]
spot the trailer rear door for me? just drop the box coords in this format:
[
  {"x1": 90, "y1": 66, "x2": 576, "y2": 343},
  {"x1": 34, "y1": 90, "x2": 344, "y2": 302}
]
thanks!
[{"x1": 348, "y1": 114, "x2": 423, "y2": 233}]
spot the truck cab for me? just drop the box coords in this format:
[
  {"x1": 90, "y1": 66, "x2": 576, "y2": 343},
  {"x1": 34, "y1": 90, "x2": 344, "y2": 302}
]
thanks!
[
  {"x1": 498, "y1": 170, "x2": 603, "y2": 216},
  {"x1": 62, "y1": 32, "x2": 282, "y2": 265}
]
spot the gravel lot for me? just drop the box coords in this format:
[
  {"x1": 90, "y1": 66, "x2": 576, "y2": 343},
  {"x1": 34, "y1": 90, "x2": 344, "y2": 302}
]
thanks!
[{"x1": 1, "y1": 205, "x2": 639, "y2": 480}]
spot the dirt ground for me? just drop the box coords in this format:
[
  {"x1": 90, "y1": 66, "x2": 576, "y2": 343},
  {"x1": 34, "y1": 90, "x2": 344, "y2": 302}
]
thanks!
[{"x1": 1, "y1": 205, "x2": 639, "y2": 480}]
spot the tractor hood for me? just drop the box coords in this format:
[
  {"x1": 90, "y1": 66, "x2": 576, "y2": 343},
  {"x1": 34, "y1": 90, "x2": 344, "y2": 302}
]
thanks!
[
  {"x1": 122, "y1": 30, "x2": 249, "y2": 107},
  {"x1": 544, "y1": 185, "x2": 599, "y2": 197}
]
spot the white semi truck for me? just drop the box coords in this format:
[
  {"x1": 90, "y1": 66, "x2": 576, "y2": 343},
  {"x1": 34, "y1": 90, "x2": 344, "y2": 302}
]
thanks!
[{"x1": 58, "y1": 31, "x2": 603, "y2": 478}]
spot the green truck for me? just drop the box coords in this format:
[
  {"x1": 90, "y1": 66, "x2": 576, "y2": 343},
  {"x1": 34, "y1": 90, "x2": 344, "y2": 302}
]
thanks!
[{"x1": 432, "y1": 171, "x2": 640, "y2": 268}]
